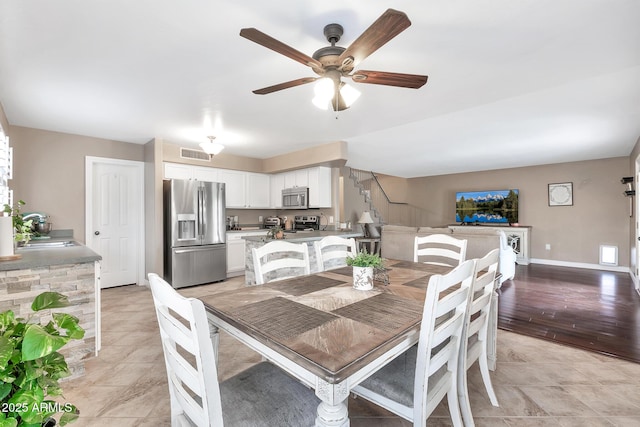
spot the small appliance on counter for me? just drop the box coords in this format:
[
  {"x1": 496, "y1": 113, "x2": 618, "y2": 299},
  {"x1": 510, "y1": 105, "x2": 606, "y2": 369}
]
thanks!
[
  {"x1": 264, "y1": 216, "x2": 282, "y2": 229},
  {"x1": 294, "y1": 215, "x2": 319, "y2": 231},
  {"x1": 22, "y1": 212, "x2": 52, "y2": 236}
]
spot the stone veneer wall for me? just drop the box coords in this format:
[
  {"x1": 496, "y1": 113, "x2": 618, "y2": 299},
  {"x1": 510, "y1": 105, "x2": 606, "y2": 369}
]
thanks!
[{"x1": 0, "y1": 262, "x2": 97, "y2": 379}]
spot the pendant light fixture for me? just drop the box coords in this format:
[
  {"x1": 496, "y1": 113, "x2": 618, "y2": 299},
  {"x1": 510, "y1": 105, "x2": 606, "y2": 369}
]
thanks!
[{"x1": 199, "y1": 135, "x2": 225, "y2": 156}]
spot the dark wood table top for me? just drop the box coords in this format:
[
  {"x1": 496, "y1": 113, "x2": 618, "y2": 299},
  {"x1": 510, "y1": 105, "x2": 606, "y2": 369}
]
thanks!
[{"x1": 200, "y1": 260, "x2": 452, "y2": 383}]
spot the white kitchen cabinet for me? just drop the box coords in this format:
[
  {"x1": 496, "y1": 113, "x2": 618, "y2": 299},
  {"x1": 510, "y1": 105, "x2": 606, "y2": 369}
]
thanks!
[
  {"x1": 308, "y1": 166, "x2": 332, "y2": 208},
  {"x1": 164, "y1": 162, "x2": 193, "y2": 180},
  {"x1": 192, "y1": 166, "x2": 219, "y2": 182},
  {"x1": 226, "y1": 230, "x2": 268, "y2": 277},
  {"x1": 283, "y1": 169, "x2": 309, "y2": 188},
  {"x1": 270, "y1": 173, "x2": 285, "y2": 208},
  {"x1": 218, "y1": 169, "x2": 246, "y2": 208},
  {"x1": 245, "y1": 172, "x2": 271, "y2": 208},
  {"x1": 164, "y1": 162, "x2": 219, "y2": 183}
]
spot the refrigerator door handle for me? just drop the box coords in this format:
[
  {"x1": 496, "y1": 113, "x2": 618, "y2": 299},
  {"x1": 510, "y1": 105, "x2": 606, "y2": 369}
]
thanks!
[
  {"x1": 197, "y1": 186, "x2": 203, "y2": 239},
  {"x1": 174, "y1": 246, "x2": 223, "y2": 254}
]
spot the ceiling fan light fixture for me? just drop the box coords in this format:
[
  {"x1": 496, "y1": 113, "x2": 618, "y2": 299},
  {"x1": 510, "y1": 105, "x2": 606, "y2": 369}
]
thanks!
[
  {"x1": 340, "y1": 83, "x2": 361, "y2": 107},
  {"x1": 312, "y1": 77, "x2": 334, "y2": 110},
  {"x1": 199, "y1": 136, "x2": 225, "y2": 155}
]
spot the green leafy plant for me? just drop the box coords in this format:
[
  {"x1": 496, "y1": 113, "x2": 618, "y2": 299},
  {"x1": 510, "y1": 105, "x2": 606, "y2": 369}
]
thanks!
[
  {"x1": 2, "y1": 200, "x2": 33, "y2": 245},
  {"x1": 346, "y1": 250, "x2": 384, "y2": 268},
  {"x1": 0, "y1": 292, "x2": 84, "y2": 427},
  {"x1": 267, "y1": 226, "x2": 284, "y2": 240}
]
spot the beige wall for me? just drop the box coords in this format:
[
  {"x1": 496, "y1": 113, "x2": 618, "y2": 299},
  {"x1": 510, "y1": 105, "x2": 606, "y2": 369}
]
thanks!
[
  {"x1": 9, "y1": 126, "x2": 144, "y2": 243},
  {"x1": 402, "y1": 157, "x2": 630, "y2": 266}
]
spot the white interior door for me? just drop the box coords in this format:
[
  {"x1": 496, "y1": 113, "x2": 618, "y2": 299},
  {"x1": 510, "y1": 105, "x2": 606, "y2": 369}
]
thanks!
[{"x1": 86, "y1": 157, "x2": 144, "y2": 288}]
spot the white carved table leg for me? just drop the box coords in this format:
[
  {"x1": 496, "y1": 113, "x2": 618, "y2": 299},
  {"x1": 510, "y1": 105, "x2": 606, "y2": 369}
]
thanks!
[
  {"x1": 315, "y1": 378, "x2": 350, "y2": 427},
  {"x1": 208, "y1": 321, "x2": 220, "y2": 365},
  {"x1": 488, "y1": 288, "x2": 498, "y2": 371}
]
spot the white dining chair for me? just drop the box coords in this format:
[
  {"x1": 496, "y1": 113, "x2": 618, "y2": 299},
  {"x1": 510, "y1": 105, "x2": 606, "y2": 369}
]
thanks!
[
  {"x1": 351, "y1": 259, "x2": 476, "y2": 427},
  {"x1": 414, "y1": 233, "x2": 468, "y2": 267},
  {"x1": 313, "y1": 235, "x2": 358, "y2": 271},
  {"x1": 148, "y1": 273, "x2": 320, "y2": 427},
  {"x1": 252, "y1": 240, "x2": 311, "y2": 285},
  {"x1": 458, "y1": 248, "x2": 500, "y2": 427}
]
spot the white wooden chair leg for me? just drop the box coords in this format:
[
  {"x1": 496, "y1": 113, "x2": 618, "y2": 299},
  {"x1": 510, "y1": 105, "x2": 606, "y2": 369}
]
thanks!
[
  {"x1": 478, "y1": 349, "x2": 499, "y2": 407},
  {"x1": 458, "y1": 368, "x2": 475, "y2": 427},
  {"x1": 447, "y1": 384, "x2": 465, "y2": 427}
]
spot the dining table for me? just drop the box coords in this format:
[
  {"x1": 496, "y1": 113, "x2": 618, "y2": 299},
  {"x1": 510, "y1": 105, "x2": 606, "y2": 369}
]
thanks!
[{"x1": 200, "y1": 259, "x2": 499, "y2": 427}]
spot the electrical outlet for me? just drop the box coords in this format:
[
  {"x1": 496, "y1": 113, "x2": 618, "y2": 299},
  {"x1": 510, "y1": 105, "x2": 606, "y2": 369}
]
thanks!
[
  {"x1": 258, "y1": 216, "x2": 263, "y2": 223},
  {"x1": 545, "y1": 243, "x2": 551, "y2": 250},
  {"x1": 329, "y1": 216, "x2": 334, "y2": 223}
]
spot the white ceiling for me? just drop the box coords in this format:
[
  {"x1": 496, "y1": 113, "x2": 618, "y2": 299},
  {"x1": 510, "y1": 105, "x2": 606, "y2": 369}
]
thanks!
[{"x1": 1, "y1": 1, "x2": 639, "y2": 178}]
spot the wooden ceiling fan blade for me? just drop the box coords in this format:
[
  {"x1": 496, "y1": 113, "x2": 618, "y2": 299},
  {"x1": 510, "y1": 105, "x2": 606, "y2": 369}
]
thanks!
[
  {"x1": 337, "y1": 9, "x2": 411, "y2": 69},
  {"x1": 252, "y1": 77, "x2": 317, "y2": 95},
  {"x1": 240, "y1": 28, "x2": 323, "y2": 69},
  {"x1": 350, "y1": 70, "x2": 428, "y2": 89}
]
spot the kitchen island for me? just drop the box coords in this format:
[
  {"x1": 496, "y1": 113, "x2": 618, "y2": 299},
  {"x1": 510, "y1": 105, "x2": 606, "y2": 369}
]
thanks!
[
  {"x1": 243, "y1": 230, "x2": 362, "y2": 285},
  {"x1": 0, "y1": 235, "x2": 101, "y2": 379}
]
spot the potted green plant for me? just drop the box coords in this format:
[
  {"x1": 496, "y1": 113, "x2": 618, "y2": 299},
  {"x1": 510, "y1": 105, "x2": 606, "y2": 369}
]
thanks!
[
  {"x1": 267, "y1": 226, "x2": 284, "y2": 240},
  {"x1": 346, "y1": 250, "x2": 384, "y2": 290},
  {"x1": 2, "y1": 200, "x2": 33, "y2": 246},
  {"x1": 0, "y1": 291, "x2": 84, "y2": 426}
]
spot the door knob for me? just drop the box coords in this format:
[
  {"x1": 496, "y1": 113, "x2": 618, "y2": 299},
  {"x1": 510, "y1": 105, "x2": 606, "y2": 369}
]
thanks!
[{"x1": 94, "y1": 231, "x2": 100, "y2": 235}]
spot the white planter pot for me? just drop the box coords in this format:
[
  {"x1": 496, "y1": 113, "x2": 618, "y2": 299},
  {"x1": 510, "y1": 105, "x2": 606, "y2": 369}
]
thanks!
[{"x1": 352, "y1": 266, "x2": 374, "y2": 291}]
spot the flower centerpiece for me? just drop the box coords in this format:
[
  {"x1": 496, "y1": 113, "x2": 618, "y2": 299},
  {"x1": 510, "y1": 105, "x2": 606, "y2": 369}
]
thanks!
[
  {"x1": 267, "y1": 226, "x2": 284, "y2": 240},
  {"x1": 346, "y1": 250, "x2": 384, "y2": 290}
]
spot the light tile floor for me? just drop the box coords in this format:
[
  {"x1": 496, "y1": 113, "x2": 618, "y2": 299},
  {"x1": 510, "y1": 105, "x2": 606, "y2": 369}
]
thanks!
[{"x1": 61, "y1": 278, "x2": 640, "y2": 426}]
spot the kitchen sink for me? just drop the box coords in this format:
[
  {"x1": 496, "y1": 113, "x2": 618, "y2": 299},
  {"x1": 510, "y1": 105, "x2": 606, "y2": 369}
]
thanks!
[{"x1": 19, "y1": 240, "x2": 79, "y2": 249}]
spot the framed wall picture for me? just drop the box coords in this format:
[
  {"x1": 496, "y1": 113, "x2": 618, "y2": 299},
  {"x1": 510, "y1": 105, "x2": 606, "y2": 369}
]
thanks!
[{"x1": 548, "y1": 182, "x2": 573, "y2": 206}]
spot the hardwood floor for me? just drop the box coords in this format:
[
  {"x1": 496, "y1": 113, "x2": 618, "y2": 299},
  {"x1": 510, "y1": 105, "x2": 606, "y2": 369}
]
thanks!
[{"x1": 498, "y1": 263, "x2": 640, "y2": 363}]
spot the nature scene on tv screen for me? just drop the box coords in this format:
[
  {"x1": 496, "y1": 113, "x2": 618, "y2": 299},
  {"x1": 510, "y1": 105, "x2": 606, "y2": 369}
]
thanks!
[{"x1": 455, "y1": 189, "x2": 519, "y2": 224}]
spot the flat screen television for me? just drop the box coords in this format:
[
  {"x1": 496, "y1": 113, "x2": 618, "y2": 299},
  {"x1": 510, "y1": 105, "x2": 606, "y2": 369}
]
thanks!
[{"x1": 455, "y1": 189, "x2": 519, "y2": 225}]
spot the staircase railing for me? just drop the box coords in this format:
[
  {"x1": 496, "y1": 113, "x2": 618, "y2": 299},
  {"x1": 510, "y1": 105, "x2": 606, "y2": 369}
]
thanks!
[{"x1": 348, "y1": 168, "x2": 429, "y2": 227}]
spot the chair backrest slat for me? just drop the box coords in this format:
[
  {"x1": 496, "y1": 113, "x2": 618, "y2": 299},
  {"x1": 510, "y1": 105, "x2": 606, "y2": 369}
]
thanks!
[
  {"x1": 314, "y1": 236, "x2": 358, "y2": 271},
  {"x1": 414, "y1": 234, "x2": 468, "y2": 267},
  {"x1": 413, "y1": 259, "x2": 475, "y2": 425},
  {"x1": 252, "y1": 240, "x2": 311, "y2": 284},
  {"x1": 149, "y1": 273, "x2": 224, "y2": 426}
]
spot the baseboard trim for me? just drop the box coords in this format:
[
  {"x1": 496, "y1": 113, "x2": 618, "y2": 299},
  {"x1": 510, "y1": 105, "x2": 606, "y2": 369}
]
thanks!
[{"x1": 530, "y1": 258, "x2": 630, "y2": 273}]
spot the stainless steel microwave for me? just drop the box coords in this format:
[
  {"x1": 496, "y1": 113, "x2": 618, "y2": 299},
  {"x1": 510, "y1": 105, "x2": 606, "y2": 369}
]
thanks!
[{"x1": 282, "y1": 187, "x2": 308, "y2": 209}]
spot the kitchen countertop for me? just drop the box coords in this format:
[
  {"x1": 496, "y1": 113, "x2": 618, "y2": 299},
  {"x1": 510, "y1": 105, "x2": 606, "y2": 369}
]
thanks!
[
  {"x1": 0, "y1": 235, "x2": 102, "y2": 271},
  {"x1": 243, "y1": 230, "x2": 362, "y2": 243}
]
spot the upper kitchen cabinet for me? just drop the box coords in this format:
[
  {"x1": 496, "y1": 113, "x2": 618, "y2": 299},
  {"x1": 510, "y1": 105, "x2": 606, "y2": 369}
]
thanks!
[
  {"x1": 217, "y1": 169, "x2": 271, "y2": 209},
  {"x1": 270, "y1": 173, "x2": 285, "y2": 208},
  {"x1": 245, "y1": 172, "x2": 271, "y2": 208},
  {"x1": 308, "y1": 166, "x2": 332, "y2": 208},
  {"x1": 283, "y1": 169, "x2": 309, "y2": 188},
  {"x1": 163, "y1": 162, "x2": 218, "y2": 182},
  {"x1": 164, "y1": 162, "x2": 193, "y2": 180},
  {"x1": 217, "y1": 169, "x2": 246, "y2": 208},
  {"x1": 273, "y1": 166, "x2": 332, "y2": 208}
]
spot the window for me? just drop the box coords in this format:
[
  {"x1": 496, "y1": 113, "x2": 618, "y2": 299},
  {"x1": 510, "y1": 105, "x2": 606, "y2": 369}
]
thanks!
[{"x1": 0, "y1": 126, "x2": 12, "y2": 207}]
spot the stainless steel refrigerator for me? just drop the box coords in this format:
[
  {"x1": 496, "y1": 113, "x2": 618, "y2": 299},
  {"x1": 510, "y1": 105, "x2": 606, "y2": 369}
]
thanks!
[{"x1": 163, "y1": 179, "x2": 227, "y2": 288}]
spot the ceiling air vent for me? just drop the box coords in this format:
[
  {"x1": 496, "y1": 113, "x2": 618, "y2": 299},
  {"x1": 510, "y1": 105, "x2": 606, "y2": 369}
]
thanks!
[{"x1": 180, "y1": 148, "x2": 211, "y2": 162}]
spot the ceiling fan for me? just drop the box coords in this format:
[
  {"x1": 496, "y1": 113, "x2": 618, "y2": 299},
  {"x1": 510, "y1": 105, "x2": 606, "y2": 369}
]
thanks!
[{"x1": 239, "y1": 8, "x2": 428, "y2": 111}]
